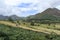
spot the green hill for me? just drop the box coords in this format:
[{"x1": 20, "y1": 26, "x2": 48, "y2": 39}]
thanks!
[{"x1": 27, "y1": 8, "x2": 60, "y2": 22}]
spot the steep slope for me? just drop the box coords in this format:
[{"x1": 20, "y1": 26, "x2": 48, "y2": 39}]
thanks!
[
  {"x1": 35, "y1": 8, "x2": 60, "y2": 17},
  {"x1": 27, "y1": 8, "x2": 60, "y2": 21}
]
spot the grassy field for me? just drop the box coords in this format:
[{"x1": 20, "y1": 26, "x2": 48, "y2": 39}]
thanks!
[
  {"x1": 28, "y1": 23, "x2": 60, "y2": 30},
  {"x1": 0, "y1": 24, "x2": 60, "y2": 40},
  {"x1": 21, "y1": 22, "x2": 60, "y2": 30},
  {"x1": 1, "y1": 21, "x2": 60, "y2": 35},
  {"x1": 0, "y1": 21, "x2": 60, "y2": 40}
]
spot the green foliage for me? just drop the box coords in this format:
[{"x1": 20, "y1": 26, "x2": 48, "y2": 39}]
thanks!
[
  {"x1": 30, "y1": 22, "x2": 34, "y2": 26},
  {"x1": 45, "y1": 32, "x2": 57, "y2": 40},
  {"x1": 0, "y1": 24, "x2": 60, "y2": 40},
  {"x1": 16, "y1": 21, "x2": 20, "y2": 25}
]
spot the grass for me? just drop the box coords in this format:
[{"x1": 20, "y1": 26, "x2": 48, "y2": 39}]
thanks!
[
  {"x1": 27, "y1": 23, "x2": 60, "y2": 30},
  {"x1": 0, "y1": 24, "x2": 60, "y2": 40},
  {"x1": 1, "y1": 21, "x2": 60, "y2": 35},
  {"x1": 41, "y1": 24, "x2": 60, "y2": 30},
  {"x1": 1, "y1": 20, "x2": 60, "y2": 31}
]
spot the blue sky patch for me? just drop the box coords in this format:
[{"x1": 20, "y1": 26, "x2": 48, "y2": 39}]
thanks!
[{"x1": 17, "y1": 3, "x2": 32, "y2": 8}]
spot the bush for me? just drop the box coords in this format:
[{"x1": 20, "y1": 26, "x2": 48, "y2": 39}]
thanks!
[
  {"x1": 30, "y1": 22, "x2": 34, "y2": 26},
  {"x1": 45, "y1": 32, "x2": 57, "y2": 40}
]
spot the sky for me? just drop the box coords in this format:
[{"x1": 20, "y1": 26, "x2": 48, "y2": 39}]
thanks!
[{"x1": 0, "y1": 0, "x2": 60, "y2": 17}]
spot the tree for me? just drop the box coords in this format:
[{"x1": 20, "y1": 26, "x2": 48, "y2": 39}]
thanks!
[{"x1": 17, "y1": 21, "x2": 20, "y2": 25}]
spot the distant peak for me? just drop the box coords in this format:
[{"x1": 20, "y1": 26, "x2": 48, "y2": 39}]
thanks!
[{"x1": 46, "y1": 8, "x2": 59, "y2": 11}]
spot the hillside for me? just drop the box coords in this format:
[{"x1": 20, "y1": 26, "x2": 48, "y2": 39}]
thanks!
[
  {"x1": 0, "y1": 21, "x2": 60, "y2": 40},
  {"x1": 35, "y1": 8, "x2": 60, "y2": 17},
  {"x1": 1, "y1": 21, "x2": 60, "y2": 35},
  {"x1": 0, "y1": 24, "x2": 48, "y2": 40},
  {"x1": 27, "y1": 8, "x2": 60, "y2": 21}
]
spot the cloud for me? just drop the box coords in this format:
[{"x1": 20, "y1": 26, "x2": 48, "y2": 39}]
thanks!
[
  {"x1": 0, "y1": 0, "x2": 60, "y2": 17},
  {"x1": 20, "y1": 10, "x2": 38, "y2": 16}
]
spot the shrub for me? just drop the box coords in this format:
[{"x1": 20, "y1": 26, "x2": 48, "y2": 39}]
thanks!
[{"x1": 30, "y1": 22, "x2": 34, "y2": 26}]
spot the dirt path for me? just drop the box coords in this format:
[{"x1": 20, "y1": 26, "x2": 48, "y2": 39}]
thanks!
[{"x1": 0, "y1": 21, "x2": 60, "y2": 35}]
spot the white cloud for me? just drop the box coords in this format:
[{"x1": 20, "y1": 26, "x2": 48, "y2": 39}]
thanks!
[{"x1": 0, "y1": 0, "x2": 60, "y2": 17}]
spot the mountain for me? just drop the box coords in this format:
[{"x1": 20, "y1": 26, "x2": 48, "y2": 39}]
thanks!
[
  {"x1": 9, "y1": 15, "x2": 20, "y2": 20},
  {"x1": 0, "y1": 8, "x2": 60, "y2": 21},
  {"x1": 0, "y1": 15, "x2": 8, "y2": 20},
  {"x1": 35, "y1": 8, "x2": 60, "y2": 17},
  {"x1": 0, "y1": 15, "x2": 25, "y2": 21},
  {"x1": 27, "y1": 8, "x2": 60, "y2": 21}
]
